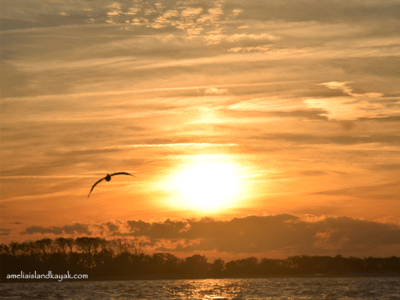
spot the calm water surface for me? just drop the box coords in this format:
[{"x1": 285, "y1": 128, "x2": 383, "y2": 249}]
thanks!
[{"x1": 1, "y1": 277, "x2": 399, "y2": 299}]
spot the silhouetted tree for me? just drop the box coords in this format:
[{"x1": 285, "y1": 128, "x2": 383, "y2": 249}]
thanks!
[
  {"x1": 34, "y1": 238, "x2": 53, "y2": 261},
  {"x1": 55, "y1": 237, "x2": 70, "y2": 255},
  {"x1": 383, "y1": 256, "x2": 400, "y2": 272},
  {"x1": 259, "y1": 258, "x2": 282, "y2": 275},
  {"x1": 75, "y1": 237, "x2": 103, "y2": 268},
  {"x1": 347, "y1": 256, "x2": 364, "y2": 272},
  {"x1": 0, "y1": 244, "x2": 10, "y2": 255},
  {"x1": 164, "y1": 253, "x2": 181, "y2": 274},
  {"x1": 185, "y1": 255, "x2": 209, "y2": 276},
  {"x1": 210, "y1": 258, "x2": 225, "y2": 275},
  {"x1": 225, "y1": 257, "x2": 258, "y2": 275},
  {"x1": 9, "y1": 242, "x2": 21, "y2": 256},
  {"x1": 110, "y1": 238, "x2": 128, "y2": 256},
  {"x1": 2, "y1": 238, "x2": 399, "y2": 281}
]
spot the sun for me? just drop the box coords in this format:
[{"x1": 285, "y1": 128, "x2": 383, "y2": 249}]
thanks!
[{"x1": 169, "y1": 158, "x2": 242, "y2": 212}]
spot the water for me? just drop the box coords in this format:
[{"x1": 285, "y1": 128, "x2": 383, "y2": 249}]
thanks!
[{"x1": 1, "y1": 277, "x2": 399, "y2": 299}]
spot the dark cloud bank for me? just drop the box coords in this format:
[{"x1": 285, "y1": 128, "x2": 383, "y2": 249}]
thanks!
[
  {"x1": 21, "y1": 223, "x2": 91, "y2": 235},
  {"x1": 20, "y1": 214, "x2": 400, "y2": 257}
]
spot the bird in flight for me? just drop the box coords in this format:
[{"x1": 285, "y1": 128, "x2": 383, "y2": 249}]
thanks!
[{"x1": 88, "y1": 172, "x2": 134, "y2": 198}]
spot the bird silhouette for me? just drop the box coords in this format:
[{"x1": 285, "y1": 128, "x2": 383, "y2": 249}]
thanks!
[{"x1": 88, "y1": 172, "x2": 134, "y2": 198}]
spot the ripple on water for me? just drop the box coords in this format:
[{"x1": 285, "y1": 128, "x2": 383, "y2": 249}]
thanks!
[{"x1": 1, "y1": 276, "x2": 399, "y2": 299}]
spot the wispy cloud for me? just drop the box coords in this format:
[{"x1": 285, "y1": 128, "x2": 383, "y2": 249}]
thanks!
[
  {"x1": 314, "y1": 181, "x2": 400, "y2": 200},
  {"x1": 319, "y1": 82, "x2": 383, "y2": 98},
  {"x1": 304, "y1": 82, "x2": 398, "y2": 120},
  {"x1": 0, "y1": 228, "x2": 11, "y2": 236}
]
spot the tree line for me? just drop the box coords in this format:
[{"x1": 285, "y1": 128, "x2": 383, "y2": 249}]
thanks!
[{"x1": 1, "y1": 237, "x2": 399, "y2": 280}]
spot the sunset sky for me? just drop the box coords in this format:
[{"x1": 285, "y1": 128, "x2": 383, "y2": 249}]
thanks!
[{"x1": 1, "y1": 0, "x2": 400, "y2": 260}]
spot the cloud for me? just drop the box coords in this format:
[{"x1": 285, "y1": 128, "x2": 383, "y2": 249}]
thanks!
[
  {"x1": 120, "y1": 214, "x2": 400, "y2": 256},
  {"x1": 373, "y1": 164, "x2": 400, "y2": 171},
  {"x1": 319, "y1": 82, "x2": 384, "y2": 98},
  {"x1": 314, "y1": 181, "x2": 400, "y2": 200},
  {"x1": 104, "y1": 222, "x2": 120, "y2": 232},
  {"x1": 3, "y1": 0, "x2": 399, "y2": 30},
  {"x1": 0, "y1": 228, "x2": 11, "y2": 236},
  {"x1": 254, "y1": 133, "x2": 400, "y2": 146},
  {"x1": 13, "y1": 214, "x2": 400, "y2": 257},
  {"x1": 233, "y1": 0, "x2": 400, "y2": 23},
  {"x1": 21, "y1": 223, "x2": 91, "y2": 235},
  {"x1": 227, "y1": 45, "x2": 272, "y2": 53},
  {"x1": 226, "y1": 33, "x2": 279, "y2": 43},
  {"x1": 303, "y1": 82, "x2": 397, "y2": 120},
  {"x1": 300, "y1": 170, "x2": 327, "y2": 176},
  {"x1": 181, "y1": 7, "x2": 203, "y2": 17},
  {"x1": 205, "y1": 87, "x2": 228, "y2": 95},
  {"x1": 304, "y1": 98, "x2": 385, "y2": 120},
  {"x1": 127, "y1": 219, "x2": 189, "y2": 239},
  {"x1": 269, "y1": 109, "x2": 328, "y2": 120}
]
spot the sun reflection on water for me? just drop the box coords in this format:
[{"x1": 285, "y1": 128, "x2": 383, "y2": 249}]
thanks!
[{"x1": 164, "y1": 278, "x2": 251, "y2": 299}]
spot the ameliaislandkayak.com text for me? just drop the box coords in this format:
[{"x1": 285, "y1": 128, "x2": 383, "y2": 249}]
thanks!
[{"x1": 6, "y1": 271, "x2": 88, "y2": 282}]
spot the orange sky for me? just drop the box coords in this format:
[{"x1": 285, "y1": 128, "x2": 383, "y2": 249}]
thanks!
[{"x1": 1, "y1": 0, "x2": 400, "y2": 259}]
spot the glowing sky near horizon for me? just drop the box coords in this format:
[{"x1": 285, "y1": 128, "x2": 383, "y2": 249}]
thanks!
[{"x1": 1, "y1": 0, "x2": 400, "y2": 258}]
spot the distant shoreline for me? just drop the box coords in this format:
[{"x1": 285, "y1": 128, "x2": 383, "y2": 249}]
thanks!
[{"x1": 2, "y1": 239, "x2": 399, "y2": 282}]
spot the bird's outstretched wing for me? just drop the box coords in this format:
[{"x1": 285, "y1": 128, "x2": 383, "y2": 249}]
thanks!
[
  {"x1": 88, "y1": 177, "x2": 105, "y2": 198},
  {"x1": 110, "y1": 172, "x2": 135, "y2": 177}
]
